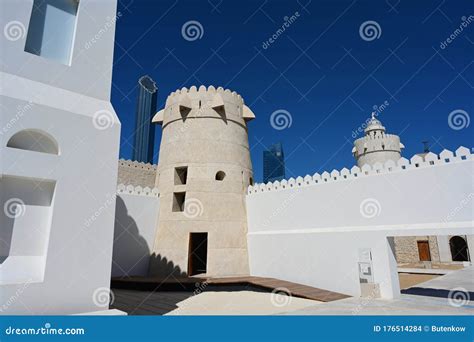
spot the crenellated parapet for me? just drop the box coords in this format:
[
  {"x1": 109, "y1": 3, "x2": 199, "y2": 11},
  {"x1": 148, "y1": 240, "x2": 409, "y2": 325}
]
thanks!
[
  {"x1": 117, "y1": 184, "x2": 159, "y2": 197},
  {"x1": 117, "y1": 159, "x2": 157, "y2": 188},
  {"x1": 248, "y1": 146, "x2": 471, "y2": 195},
  {"x1": 118, "y1": 159, "x2": 157, "y2": 170},
  {"x1": 152, "y1": 85, "x2": 255, "y2": 127},
  {"x1": 166, "y1": 85, "x2": 244, "y2": 107},
  {"x1": 353, "y1": 133, "x2": 402, "y2": 155}
]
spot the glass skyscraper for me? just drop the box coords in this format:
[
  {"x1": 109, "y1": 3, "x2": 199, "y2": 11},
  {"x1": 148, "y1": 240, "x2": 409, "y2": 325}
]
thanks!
[
  {"x1": 263, "y1": 143, "x2": 285, "y2": 183},
  {"x1": 133, "y1": 75, "x2": 157, "y2": 163}
]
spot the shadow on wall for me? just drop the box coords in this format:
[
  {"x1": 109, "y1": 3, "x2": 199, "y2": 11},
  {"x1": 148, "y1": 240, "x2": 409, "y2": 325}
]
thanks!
[
  {"x1": 112, "y1": 196, "x2": 151, "y2": 277},
  {"x1": 0, "y1": 215, "x2": 14, "y2": 264},
  {"x1": 0, "y1": 176, "x2": 56, "y2": 265},
  {"x1": 148, "y1": 253, "x2": 188, "y2": 278}
]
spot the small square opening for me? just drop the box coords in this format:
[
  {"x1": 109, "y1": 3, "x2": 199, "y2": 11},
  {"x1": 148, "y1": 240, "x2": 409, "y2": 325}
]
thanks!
[
  {"x1": 175, "y1": 167, "x2": 188, "y2": 185},
  {"x1": 24, "y1": 0, "x2": 79, "y2": 65},
  {"x1": 173, "y1": 192, "x2": 186, "y2": 212}
]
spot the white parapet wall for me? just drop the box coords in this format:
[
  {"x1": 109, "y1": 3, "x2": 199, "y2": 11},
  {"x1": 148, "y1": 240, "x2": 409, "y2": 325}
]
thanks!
[
  {"x1": 117, "y1": 159, "x2": 157, "y2": 188},
  {"x1": 112, "y1": 185, "x2": 160, "y2": 277},
  {"x1": 246, "y1": 147, "x2": 474, "y2": 298}
]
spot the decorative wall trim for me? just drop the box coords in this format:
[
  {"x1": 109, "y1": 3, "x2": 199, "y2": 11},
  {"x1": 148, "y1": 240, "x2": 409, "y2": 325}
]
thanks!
[
  {"x1": 117, "y1": 184, "x2": 159, "y2": 197},
  {"x1": 118, "y1": 159, "x2": 157, "y2": 170}
]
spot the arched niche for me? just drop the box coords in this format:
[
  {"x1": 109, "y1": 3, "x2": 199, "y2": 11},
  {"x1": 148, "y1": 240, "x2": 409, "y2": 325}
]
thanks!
[{"x1": 7, "y1": 129, "x2": 59, "y2": 155}]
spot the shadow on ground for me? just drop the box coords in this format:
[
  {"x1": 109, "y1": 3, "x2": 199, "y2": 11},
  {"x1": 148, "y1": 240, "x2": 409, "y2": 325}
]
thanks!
[{"x1": 401, "y1": 287, "x2": 474, "y2": 300}]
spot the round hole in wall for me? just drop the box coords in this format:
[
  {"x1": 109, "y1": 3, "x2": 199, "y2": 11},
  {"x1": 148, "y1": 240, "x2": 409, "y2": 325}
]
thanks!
[{"x1": 215, "y1": 171, "x2": 226, "y2": 181}]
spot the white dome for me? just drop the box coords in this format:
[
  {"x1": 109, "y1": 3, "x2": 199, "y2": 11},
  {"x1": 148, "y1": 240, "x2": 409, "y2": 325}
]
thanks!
[{"x1": 365, "y1": 113, "x2": 385, "y2": 133}]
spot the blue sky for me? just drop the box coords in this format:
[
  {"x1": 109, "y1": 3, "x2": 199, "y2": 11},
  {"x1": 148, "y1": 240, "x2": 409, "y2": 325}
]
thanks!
[{"x1": 111, "y1": 0, "x2": 473, "y2": 182}]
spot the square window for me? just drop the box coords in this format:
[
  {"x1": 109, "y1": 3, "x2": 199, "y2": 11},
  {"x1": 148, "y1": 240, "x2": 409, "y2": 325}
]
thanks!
[
  {"x1": 24, "y1": 0, "x2": 79, "y2": 65},
  {"x1": 174, "y1": 167, "x2": 188, "y2": 185},
  {"x1": 172, "y1": 192, "x2": 186, "y2": 212}
]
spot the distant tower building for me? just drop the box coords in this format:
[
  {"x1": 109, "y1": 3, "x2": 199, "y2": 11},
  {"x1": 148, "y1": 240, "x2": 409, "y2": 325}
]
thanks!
[
  {"x1": 263, "y1": 143, "x2": 285, "y2": 183},
  {"x1": 150, "y1": 85, "x2": 255, "y2": 277},
  {"x1": 352, "y1": 113, "x2": 404, "y2": 167},
  {"x1": 416, "y1": 141, "x2": 431, "y2": 161},
  {"x1": 133, "y1": 75, "x2": 157, "y2": 163}
]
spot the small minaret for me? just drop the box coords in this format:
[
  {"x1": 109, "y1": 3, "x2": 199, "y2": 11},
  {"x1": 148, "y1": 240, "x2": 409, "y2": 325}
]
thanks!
[{"x1": 352, "y1": 113, "x2": 404, "y2": 167}]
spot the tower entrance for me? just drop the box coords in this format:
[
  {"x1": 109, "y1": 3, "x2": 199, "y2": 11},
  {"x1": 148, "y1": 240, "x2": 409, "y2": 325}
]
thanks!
[{"x1": 188, "y1": 233, "x2": 208, "y2": 276}]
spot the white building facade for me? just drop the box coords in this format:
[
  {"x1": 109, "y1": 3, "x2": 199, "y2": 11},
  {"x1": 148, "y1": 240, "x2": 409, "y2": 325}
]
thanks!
[{"x1": 1, "y1": 0, "x2": 121, "y2": 314}]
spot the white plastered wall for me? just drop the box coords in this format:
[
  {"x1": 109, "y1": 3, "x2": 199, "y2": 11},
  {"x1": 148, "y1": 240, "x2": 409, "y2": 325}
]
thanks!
[
  {"x1": 0, "y1": 0, "x2": 120, "y2": 314},
  {"x1": 112, "y1": 186, "x2": 159, "y2": 277},
  {"x1": 246, "y1": 149, "x2": 474, "y2": 298}
]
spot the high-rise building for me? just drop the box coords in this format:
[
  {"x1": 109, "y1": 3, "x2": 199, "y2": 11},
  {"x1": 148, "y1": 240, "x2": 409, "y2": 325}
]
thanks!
[
  {"x1": 263, "y1": 143, "x2": 285, "y2": 183},
  {"x1": 133, "y1": 75, "x2": 157, "y2": 163}
]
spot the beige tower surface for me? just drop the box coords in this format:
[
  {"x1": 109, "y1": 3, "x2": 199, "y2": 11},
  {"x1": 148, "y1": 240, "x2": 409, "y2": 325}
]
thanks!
[
  {"x1": 149, "y1": 85, "x2": 255, "y2": 277},
  {"x1": 352, "y1": 113, "x2": 404, "y2": 167}
]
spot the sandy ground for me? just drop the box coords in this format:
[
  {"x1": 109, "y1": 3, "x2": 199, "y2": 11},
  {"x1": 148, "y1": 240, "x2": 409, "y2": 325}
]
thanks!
[
  {"x1": 398, "y1": 273, "x2": 440, "y2": 289},
  {"x1": 166, "y1": 290, "x2": 320, "y2": 315},
  {"x1": 285, "y1": 295, "x2": 474, "y2": 315}
]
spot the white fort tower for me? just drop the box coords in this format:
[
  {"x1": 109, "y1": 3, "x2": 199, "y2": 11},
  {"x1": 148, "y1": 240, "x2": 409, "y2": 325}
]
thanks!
[
  {"x1": 150, "y1": 86, "x2": 255, "y2": 277},
  {"x1": 352, "y1": 113, "x2": 404, "y2": 167}
]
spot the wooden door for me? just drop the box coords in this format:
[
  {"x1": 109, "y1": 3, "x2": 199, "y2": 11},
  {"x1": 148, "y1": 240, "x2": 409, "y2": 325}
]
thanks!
[{"x1": 417, "y1": 241, "x2": 431, "y2": 261}]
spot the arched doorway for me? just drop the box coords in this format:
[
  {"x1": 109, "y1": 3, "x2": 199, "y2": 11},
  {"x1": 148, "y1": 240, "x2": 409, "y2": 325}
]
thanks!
[{"x1": 450, "y1": 236, "x2": 470, "y2": 262}]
